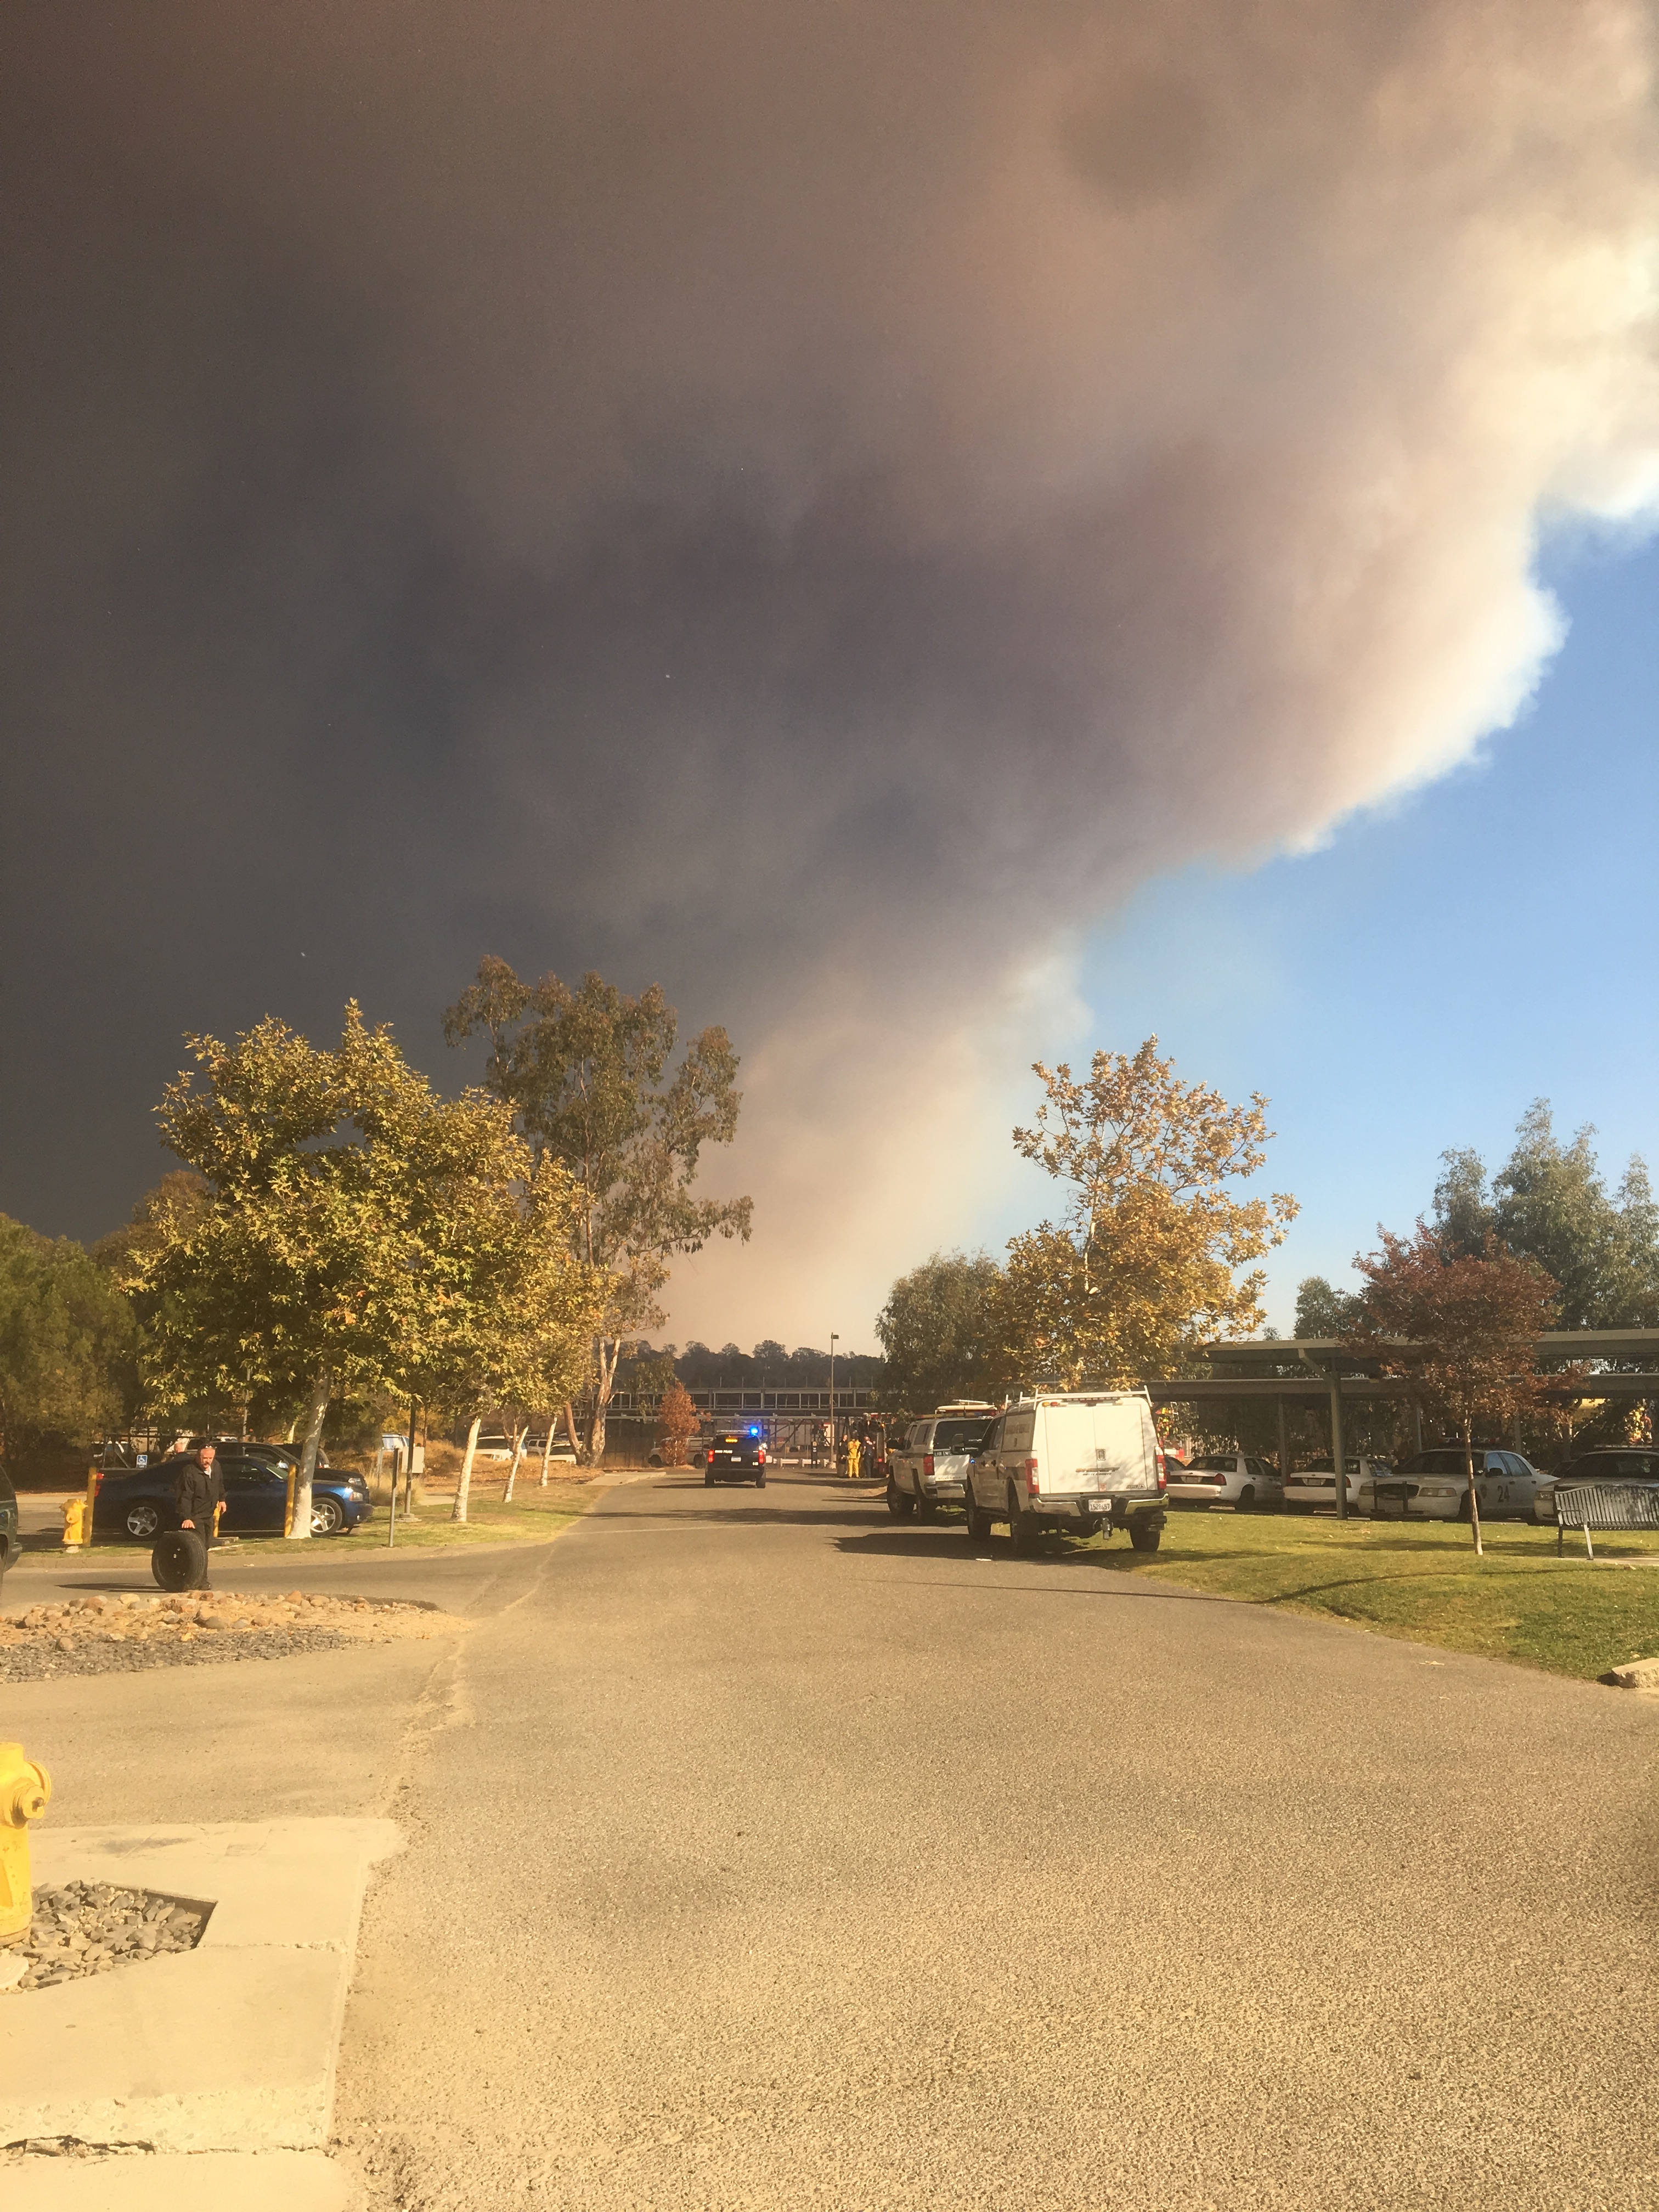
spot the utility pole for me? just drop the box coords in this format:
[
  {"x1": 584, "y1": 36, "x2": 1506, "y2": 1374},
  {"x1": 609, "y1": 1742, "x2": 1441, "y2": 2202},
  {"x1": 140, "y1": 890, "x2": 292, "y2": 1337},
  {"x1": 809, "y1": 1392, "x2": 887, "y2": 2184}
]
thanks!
[{"x1": 828, "y1": 1332, "x2": 839, "y2": 1466}]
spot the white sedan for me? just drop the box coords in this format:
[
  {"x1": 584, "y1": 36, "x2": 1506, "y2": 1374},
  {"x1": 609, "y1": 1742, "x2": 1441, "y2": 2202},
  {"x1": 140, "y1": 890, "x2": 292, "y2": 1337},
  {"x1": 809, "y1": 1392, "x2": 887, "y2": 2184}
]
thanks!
[
  {"x1": 1359, "y1": 1448, "x2": 1543, "y2": 1522},
  {"x1": 1284, "y1": 1457, "x2": 1390, "y2": 1511},
  {"x1": 1166, "y1": 1452, "x2": 1284, "y2": 1510}
]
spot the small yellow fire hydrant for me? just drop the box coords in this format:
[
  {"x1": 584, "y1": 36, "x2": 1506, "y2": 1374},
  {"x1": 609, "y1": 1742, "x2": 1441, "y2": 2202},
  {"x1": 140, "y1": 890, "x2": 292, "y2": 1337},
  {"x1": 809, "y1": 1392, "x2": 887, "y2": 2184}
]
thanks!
[
  {"x1": 0, "y1": 1743, "x2": 52, "y2": 1946},
  {"x1": 61, "y1": 1497, "x2": 87, "y2": 1547}
]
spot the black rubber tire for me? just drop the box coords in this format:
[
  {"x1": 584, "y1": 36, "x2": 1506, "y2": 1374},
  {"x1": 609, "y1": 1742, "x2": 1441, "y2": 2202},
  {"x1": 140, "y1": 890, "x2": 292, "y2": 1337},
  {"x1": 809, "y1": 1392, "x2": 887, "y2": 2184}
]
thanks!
[
  {"x1": 916, "y1": 1491, "x2": 938, "y2": 1520},
  {"x1": 704, "y1": 1470, "x2": 716, "y2": 1487},
  {"x1": 1007, "y1": 1487, "x2": 1037, "y2": 1555},
  {"x1": 152, "y1": 1530, "x2": 209, "y2": 1591},
  {"x1": 964, "y1": 1489, "x2": 992, "y2": 1543},
  {"x1": 1236, "y1": 1486, "x2": 1255, "y2": 1513},
  {"x1": 754, "y1": 1473, "x2": 766, "y2": 1488},
  {"x1": 312, "y1": 1494, "x2": 346, "y2": 1536},
  {"x1": 1128, "y1": 1520, "x2": 1162, "y2": 1554},
  {"x1": 125, "y1": 1500, "x2": 163, "y2": 1541}
]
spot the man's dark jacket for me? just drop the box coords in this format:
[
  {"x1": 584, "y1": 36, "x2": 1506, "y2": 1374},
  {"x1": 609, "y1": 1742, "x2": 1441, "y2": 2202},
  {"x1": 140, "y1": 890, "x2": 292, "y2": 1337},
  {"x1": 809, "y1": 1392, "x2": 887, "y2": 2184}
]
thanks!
[{"x1": 173, "y1": 1457, "x2": 224, "y2": 1532}]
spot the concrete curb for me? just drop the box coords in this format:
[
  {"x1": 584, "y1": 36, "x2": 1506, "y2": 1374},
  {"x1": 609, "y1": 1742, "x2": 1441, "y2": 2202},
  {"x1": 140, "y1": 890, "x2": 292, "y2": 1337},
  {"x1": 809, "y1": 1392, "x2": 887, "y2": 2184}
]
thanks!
[
  {"x1": 3, "y1": 1818, "x2": 398, "y2": 2155},
  {"x1": 1, "y1": 2150, "x2": 354, "y2": 2211}
]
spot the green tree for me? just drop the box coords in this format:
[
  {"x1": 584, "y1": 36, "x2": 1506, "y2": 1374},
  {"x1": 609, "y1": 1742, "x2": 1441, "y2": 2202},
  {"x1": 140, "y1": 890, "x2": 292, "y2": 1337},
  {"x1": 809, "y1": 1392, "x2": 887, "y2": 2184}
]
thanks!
[
  {"x1": 875, "y1": 1250, "x2": 1002, "y2": 1412},
  {"x1": 1294, "y1": 1276, "x2": 1361, "y2": 1339},
  {"x1": 0, "y1": 1216, "x2": 138, "y2": 1457},
  {"x1": 1431, "y1": 1104, "x2": 1659, "y2": 1327},
  {"x1": 1350, "y1": 1224, "x2": 1561, "y2": 1555},
  {"x1": 131, "y1": 1003, "x2": 596, "y2": 1536},
  {"x1": 994, "y1": 1039, "x2": 1297, "y2": 1389},
  {"x1": 444, "y1": 959, "x2": 752, "y2": 1463}
]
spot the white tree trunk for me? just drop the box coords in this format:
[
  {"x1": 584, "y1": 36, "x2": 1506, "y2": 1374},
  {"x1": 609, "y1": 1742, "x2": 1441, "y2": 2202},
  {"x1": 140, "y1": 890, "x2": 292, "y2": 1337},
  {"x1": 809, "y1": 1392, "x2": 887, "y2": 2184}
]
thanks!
[
  {"x1": 538, "y1": 1420, "x2": 556, "y2": 1487},
  {"x1": 503, "y1": 1430, "x2": 526, "y2": 1503},
  {"x1": 452, "y1": 1412, "x2": 483, "y2": 1523},
  {"x1": 287, "y1": 1369, "x2": 332, "y2": 1541}
]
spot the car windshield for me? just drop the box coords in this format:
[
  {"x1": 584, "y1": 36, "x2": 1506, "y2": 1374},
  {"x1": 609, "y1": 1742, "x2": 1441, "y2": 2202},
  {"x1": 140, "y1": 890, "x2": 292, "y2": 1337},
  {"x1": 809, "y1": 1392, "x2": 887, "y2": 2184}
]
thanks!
[{"x1": 932, "y1": 1420, "x2": 989, "y2": 1453}]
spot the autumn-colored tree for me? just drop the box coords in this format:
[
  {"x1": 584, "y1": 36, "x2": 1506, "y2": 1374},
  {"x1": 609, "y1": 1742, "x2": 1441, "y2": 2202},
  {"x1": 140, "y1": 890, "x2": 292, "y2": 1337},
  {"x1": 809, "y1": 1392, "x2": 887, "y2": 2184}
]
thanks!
[
  {"x1": 1348, "y1": 1224, "x2": 1561, "y2": 1555},
  {"x1": 991, "y1": 1039, "x2": 1298, "y2": 1389},
  {"x1": 656, "y1": 1379, "x2": 699, "y2": 1468},
  {"x1": 444, "y1": 960, "x2": 751, "y2": 1463}
]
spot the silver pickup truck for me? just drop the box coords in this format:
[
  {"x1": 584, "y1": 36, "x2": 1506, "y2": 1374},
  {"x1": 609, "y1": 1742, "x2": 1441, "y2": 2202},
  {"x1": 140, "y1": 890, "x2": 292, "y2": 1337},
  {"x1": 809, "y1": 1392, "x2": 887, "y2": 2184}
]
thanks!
[{"x1": 887, "y1": 1405, "x2": 997, "y2": 1519}]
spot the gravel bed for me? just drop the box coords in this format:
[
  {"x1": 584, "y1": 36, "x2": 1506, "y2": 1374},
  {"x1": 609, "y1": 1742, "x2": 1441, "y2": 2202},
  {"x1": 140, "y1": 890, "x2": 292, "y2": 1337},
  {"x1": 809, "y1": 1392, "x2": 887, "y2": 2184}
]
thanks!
[
  {"x1": 2, "y1": 1879, "x2": 208, "y2": 1995},
  {"x1": 0, "y1": 1589, "x2": 462, "y2": 1680}
]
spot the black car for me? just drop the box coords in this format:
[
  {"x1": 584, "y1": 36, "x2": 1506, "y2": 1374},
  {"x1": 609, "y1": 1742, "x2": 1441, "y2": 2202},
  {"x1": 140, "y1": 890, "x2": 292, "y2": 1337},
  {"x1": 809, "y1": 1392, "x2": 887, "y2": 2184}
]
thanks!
[
  {"x1": 704, "y1": 1426, "x2": 767, "y2": 1488},
  {"x1": 92, "y1": 1451, "x2": 371, "y2": 1539},
  {"x1": 0, "y1": 1459, "x2": 18, "y2": 1578}
]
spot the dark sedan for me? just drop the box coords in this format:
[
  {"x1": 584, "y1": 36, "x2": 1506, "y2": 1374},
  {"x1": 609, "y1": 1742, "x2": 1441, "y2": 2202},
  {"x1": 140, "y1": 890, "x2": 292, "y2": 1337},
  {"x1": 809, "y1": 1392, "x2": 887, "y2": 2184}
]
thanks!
[
  {"x1": 92, "y1": 1451, "x2": 372, "y2": 1541},
  {"x1": 1533, "y1": 1449, "x2": 1659, "y2": 1526},
  {"x1": 704, "y1": 1426, "x2": 768, "y2": 1488}
]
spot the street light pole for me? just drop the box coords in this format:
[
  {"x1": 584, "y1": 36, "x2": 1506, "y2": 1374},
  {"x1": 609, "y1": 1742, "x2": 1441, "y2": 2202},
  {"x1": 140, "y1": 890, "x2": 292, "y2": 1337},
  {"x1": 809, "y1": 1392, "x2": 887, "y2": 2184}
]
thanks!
[{"x1": 829, "y1": 1332, "x2": 839, "y2": 1467}]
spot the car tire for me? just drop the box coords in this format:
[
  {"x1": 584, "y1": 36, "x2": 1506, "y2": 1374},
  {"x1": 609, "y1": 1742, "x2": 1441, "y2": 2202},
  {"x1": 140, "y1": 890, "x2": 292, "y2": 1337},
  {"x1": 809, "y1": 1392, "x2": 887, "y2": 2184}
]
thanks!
[
  {"x1": 886, "y1": 1476, "x2": 915, "y2": 1519},
  {"x1": 125, "y1": 1501, "x2": 163, "y2": 1541},
  {"x1": 964, "y1": 1489, "x2": 992, "y2": 1543},
  {"x1": 704, "y1": 1471, "x2": 715, "y2": 1487},
  {"x1": 915, "y1": 1489, "x2": 938, "y2": 1520},
  {"x1": 754, "y1": 1473, "x2": 766, "y2": 1488},
  {"x1": 1007, "y1": 1487, "x2": 1037, "y2": 1555},
  {"x1": 312, "y1": 1495, "x2": 346, "y2": 1536},
  {"x1": 151, "y1": 1530, "x2": 208, "y2": 1592},
  {"x1": 1236, "y1": 1486, "x2": 1255, "y2": 1513},
  {"x1": 1129, "y1": 1520, "x2": 1161, "y2": 1554}
]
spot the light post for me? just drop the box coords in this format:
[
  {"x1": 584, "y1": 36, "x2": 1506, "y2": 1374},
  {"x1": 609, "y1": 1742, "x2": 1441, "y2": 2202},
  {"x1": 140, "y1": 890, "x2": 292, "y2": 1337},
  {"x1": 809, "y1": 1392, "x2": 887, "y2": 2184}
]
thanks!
[{"x1": 828, "y1": 1332, "x2": 839, "y2": 1468}]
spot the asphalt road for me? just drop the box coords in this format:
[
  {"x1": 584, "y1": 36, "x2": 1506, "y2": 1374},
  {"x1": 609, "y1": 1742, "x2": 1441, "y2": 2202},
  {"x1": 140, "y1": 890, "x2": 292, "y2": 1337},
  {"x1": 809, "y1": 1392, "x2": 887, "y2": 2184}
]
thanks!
[{"x1": 309, "y1": 1468, "x2": 1658, "y2": 2211}]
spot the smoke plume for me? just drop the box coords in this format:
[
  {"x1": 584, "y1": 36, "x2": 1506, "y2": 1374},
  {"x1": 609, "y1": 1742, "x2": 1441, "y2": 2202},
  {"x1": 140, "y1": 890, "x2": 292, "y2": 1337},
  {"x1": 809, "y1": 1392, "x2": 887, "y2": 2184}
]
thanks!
[{"x1": 2, "y1": 2, "x2": 1656, "y2": 1340}]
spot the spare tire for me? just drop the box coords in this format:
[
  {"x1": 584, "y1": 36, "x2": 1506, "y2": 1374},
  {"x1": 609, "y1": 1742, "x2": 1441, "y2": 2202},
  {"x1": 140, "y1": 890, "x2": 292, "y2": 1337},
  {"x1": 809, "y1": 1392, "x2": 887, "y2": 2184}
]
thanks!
[{"x1": 151, "y1": 1530, "x2": 209, "y2": 1591}]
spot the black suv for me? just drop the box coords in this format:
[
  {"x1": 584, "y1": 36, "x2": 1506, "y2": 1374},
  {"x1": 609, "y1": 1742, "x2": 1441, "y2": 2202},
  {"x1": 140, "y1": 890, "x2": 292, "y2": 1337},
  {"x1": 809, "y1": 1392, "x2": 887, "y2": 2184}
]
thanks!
[{"x1": 704, "y1": 1426, "x2": 767, "y2": 1488}]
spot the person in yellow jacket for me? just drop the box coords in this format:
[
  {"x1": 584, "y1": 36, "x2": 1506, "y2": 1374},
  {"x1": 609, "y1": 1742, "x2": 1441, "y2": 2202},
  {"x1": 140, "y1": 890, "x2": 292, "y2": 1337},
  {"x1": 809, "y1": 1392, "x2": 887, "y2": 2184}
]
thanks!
[{"x1": 846, "y1": 1435, "x2": 861, "y2": 1481}]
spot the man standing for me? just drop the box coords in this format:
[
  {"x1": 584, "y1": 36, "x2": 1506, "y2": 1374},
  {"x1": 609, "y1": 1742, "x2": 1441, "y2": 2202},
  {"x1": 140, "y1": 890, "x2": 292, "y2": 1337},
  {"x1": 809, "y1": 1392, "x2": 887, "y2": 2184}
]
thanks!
[{"x1": 173, "y1": 1440, "x2": 224, "y2": 1551}]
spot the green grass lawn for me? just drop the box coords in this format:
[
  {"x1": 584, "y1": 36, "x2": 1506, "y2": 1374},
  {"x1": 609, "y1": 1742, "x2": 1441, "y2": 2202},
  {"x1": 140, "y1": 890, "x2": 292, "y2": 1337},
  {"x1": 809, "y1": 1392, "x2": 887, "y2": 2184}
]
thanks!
[{"x1": 1091, "y1": 1508, "x2": 1659, "y2": 1680}]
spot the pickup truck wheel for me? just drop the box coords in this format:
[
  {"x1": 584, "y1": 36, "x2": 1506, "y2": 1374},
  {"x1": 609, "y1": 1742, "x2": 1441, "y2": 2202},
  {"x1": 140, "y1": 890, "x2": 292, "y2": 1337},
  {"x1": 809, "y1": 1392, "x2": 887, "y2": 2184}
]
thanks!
[
  {"x1": 964, "y1": 1490, "x2": 991, "y2": 1543},
  {"x1": 1007, "y1": 1487, "x2": 1037, "y2": 1555},
  {"x1": 915, "y1": 1491, "x2": 938, "y2": 1520},
  {"x1": 1128, "y1": 1520, "x2": 1161, "y2": 1554},
  {"x1": 886, "y1": 1476, "x2": 915, "y2": 1519},
  {"x1": 125, "y1": 1500, "x2": 163, "y2": 1541}
]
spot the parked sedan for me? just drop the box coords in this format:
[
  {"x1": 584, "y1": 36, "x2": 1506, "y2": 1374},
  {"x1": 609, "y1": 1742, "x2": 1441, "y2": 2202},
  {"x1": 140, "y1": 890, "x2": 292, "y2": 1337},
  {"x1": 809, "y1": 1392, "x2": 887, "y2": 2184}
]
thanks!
[
  {"x1": 1166, "y1": 1452, "x2": 1283, "y2": 1511},
  {"x1": 1531, "y1": 1449, "x2": 1659, "y2": 1526},
  {"x1": 91, "y1": 1453, "x2": 372, "y2": 1540},
  {"x1": 1363, "y1": 1448, "x2": 1542, "y2": 1522},
  {"x1": 1284, "y1": 1457, "x2": 1391, "y2": 1511}
]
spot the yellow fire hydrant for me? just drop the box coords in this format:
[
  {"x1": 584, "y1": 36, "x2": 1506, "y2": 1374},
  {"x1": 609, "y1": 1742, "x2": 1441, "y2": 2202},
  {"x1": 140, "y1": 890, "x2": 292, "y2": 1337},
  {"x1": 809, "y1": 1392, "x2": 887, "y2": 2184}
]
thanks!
[
  {"x1": 61, "y1": 1497, "x2": 86, "y2": 1548},
  {"x1": 0, "y1": 1743, "x2": 52, "y2": 1946}
]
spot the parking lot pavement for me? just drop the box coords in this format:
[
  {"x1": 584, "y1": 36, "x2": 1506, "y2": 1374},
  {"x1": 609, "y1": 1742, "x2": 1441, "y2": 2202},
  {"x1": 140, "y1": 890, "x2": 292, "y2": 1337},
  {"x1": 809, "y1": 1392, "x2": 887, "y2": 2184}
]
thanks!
[{"x1": 329, "y1": 1467, "x2": 1659, "y2": 2211}]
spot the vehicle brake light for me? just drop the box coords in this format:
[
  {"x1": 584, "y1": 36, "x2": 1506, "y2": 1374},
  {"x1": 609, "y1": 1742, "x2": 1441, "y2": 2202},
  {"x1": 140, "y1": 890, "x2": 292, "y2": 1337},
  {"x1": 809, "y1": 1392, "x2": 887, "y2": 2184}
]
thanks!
[
  {"x1": 923, "y1": 1453, "x2": 934, "y2": 1480},
  {"x1": 706, "y1": 1449, "x2": 714, "y2": 1465},
  {"x1": 757, "y1": 1446, "x2": 766, "y2": 1464},
  {"x1": 1025, "y1": 1457, "x2": 1040, "y2": 1496}
]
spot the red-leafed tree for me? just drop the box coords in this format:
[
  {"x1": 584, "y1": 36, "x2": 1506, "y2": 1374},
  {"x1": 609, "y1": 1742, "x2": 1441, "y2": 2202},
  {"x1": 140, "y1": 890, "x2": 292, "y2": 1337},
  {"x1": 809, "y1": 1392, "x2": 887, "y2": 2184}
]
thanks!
[
  {"x1": 1348, "y1": 1225, "x2": 1560, "y2": 1555},
  {"x1": 656, "y1": 1379, "x2": 699, "y2": 1469}
]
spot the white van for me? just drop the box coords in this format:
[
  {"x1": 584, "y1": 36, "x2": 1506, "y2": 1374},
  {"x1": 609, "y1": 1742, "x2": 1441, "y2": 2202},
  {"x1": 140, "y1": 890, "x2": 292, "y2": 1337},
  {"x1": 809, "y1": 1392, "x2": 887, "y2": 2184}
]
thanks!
[{"x1": 962, "y1": 1392, "x2": 1167, "y2": 1554}]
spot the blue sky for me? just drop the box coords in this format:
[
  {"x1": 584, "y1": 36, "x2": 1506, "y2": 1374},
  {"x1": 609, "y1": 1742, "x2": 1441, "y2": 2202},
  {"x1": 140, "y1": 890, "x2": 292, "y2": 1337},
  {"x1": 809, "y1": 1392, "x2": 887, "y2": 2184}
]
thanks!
[{"x1": 974, "y1": 531, "x2": 1659, "y2": 1333}]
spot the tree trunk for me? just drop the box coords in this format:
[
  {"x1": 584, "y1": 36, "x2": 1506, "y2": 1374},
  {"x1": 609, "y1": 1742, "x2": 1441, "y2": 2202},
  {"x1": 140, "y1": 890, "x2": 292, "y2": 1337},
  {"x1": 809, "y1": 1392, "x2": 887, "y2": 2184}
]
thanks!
[
  {"x1": 287, "y1": 1368, "x2": 332, "y2": 1541},
  {"x1": 452, "y1": 1412, "x2": 483, "y2": 1523},
  {"x1": 538, "y1": 1420, "x2": 557, "y2": 1487},
  {"x1": 503, "y1": 1429, "x2": 526, "y2": 1503},
  {"x1": 1463, "y1": 1415, "x2": 1483, "y2": 1557},
  {"x1": 560, "y1": 1402, "x2": 578, "y2": 1477},
  {"x1": 585, "y1": 1339, "x2": 620, "y2": 1465}
]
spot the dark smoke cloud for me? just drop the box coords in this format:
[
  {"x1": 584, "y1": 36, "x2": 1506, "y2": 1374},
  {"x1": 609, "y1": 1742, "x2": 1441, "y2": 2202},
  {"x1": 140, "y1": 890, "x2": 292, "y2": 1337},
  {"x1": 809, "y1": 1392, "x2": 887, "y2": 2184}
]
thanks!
[{"x1": 2, "y1": 2, "x2": 1655, "y2": 1338}]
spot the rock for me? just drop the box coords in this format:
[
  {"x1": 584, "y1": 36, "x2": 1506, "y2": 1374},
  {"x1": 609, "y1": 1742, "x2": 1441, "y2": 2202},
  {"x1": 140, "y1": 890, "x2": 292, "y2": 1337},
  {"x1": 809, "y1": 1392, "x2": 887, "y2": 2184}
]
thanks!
[{"x1": 1601, "y1": 1655, "x2": 1659, "y2": 1690}]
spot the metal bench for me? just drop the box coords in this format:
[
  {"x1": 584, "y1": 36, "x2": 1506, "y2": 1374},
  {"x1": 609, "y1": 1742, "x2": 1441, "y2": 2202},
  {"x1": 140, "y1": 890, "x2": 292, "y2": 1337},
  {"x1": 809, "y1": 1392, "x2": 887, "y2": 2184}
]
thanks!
[{"x1": 1554, "y1": 1482, "x2": 1659, "y2": 1558}]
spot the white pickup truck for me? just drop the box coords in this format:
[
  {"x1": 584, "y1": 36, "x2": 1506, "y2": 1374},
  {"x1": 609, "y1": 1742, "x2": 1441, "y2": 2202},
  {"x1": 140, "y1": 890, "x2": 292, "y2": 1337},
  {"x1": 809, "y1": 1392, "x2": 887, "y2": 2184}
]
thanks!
[
  {"x1": 887, "y1": 1404, "x2": 998, "y2": 1518},
  {"x1": 962, "y1": 1390, "x2": 1167, "y2": 1553}
]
